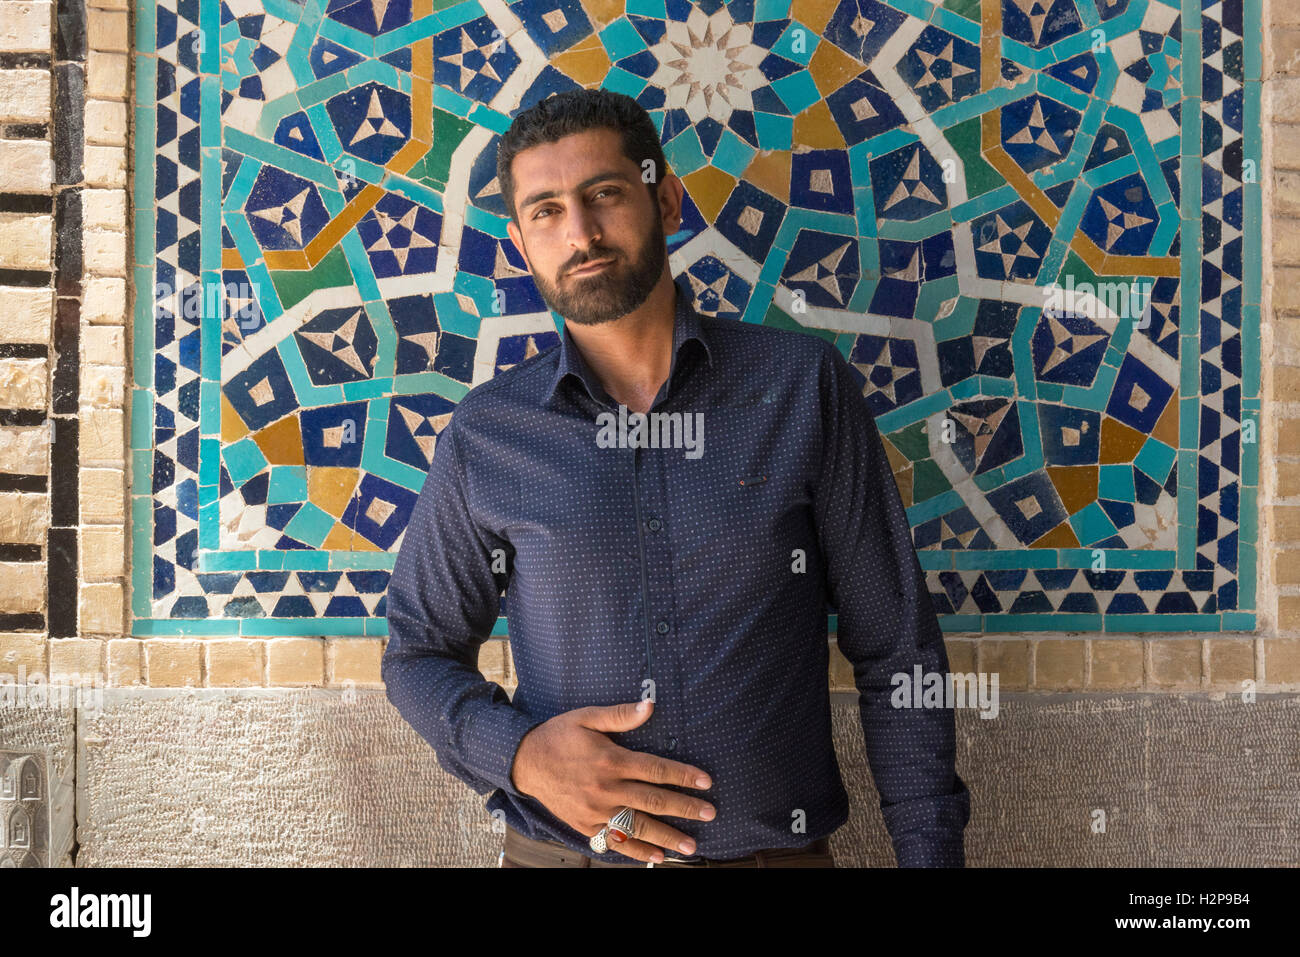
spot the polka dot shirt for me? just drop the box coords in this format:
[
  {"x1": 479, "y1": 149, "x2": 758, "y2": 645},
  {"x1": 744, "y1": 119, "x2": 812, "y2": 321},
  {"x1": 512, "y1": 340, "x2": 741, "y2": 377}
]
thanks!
[{"x1": 383, "y1": 276, "x2": 971, "y2": 865}]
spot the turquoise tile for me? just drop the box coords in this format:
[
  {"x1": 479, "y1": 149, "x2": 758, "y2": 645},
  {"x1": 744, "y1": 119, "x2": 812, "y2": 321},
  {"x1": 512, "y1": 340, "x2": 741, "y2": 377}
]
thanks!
[
  {"x1": 770, "y1": 71, "x2": 820, "y2": 116},
  {"x1": 754, "y1": 110, "x2": 793, "y2": 151},
  {"x1": 946, "y1": 377, "x2": 977, "y2": 400},
  {"x1": 953, "y1": 549, "x2": 1031, "y2": 569},
  {"x1": 199, "y1": 381, "x2": 221, "y2": 438},
  {"x1": 281, "y1": 551, "x2": 331, "y2": 571},
  {"x1": 1104, "y1": 613, "x2": 1217, "y2": 632},
  {"x1": 223, "y1": 438, "x2": 268, "y2": 487},
  {"x1": 1239, "y1": 485, "x2": 1257, "y2": 546},
  {"x1": 602, "y1": 66, "x2": 646, "y2": 99},
  {"x1": 626, "y1": 0, "x2": 666, "y2": 16},
  {"x1": 1221, "y1": 612, "x2": 1256, "y2": 631},
  {"x1": 267, "y1": 466, "x2": 309, "y2": 505},
  {"x1": 431, "y1": 84, "x2": 472, "y2": 117},
  {"x1": 1134, "y1": 437, "x2": 1176, "y2": 486},
  {"x1": 972, "y1": 468, "x2": 1004, "y2": 493},
  {"x1": 1069, "y1": 501, "x2": 1118, "y2": 546},
  {"x1": 258, "y1": 550, "x2": 286, "y2": 569},
  {"x1": 1239, "y1": 541, "x2": 1256, "y2": 609},
  {"x1": 932, "y1": 6, "x2": 981, "y2": 44},
  {"x1": 132, "y1": 265, "x2": 154, "y2": 389},
  {"x1": 241, "y1": 618, "x2": 360, "y2": 636},
  {"x1": 200, "y1": 437, "x2": 221, "y2": 487},
  {"x1": 755, "y1": 0, "x2": 793, "y2": 20},
  {"x1": 329, "y1": 550, "x2": 396, "y2": 570},
  {"x1": 662, "y1": 126, "x2": 707, "y2": 176},
  {"x1": 1098, "y1": 463, "x2": 1136, "y2": 501},
  {"x1": 134, "y1": 619, "x2": 241, "y2": 636},
  {"x1": 199, "y1": 501, "x2": 219, "y2": 549},
  {"x1": 284, "y1": 502, "x2": 335, "y2": 549},
  {"x1": 1243, "y1": 300, "x2": 1261, "y2": 396},
  {"x1": 131, "y1": 495, "x2": 152, "y2": 617},
  {"x1": 875, "y1": 389, "x2": 949, "y2": 433},
  {"x1": 986, "y1": 613, "x2": 1102, "y2": 632},
  {"x1": 916, "y1": 550, "x2": 954, "y2": 570},
  {"x1": 599, "y1": 19, "x2": 647, "y2": 60},
  {"x1": 906, "y1": 489, "x2": 964, "y2": 525},
  {"x1": 131, "y1": 389, "x2": 152, "y2": 452},
  {"x1": 342, "y1": 377, "x2": 392, "y2": 402},
  {"x1": 1179, "y1": 394, "x2": 1199, "y2": 447},
  {"x1": 938, "y1": 614, "x2": 983, "y2": 632},
  {"x1": 132, "y1": 450, "x2": 151, "y2": 489},
  {"x1": 1037, "y1": 382, "x2": 1063, "y2": 402},
  {"x1": 1242, "y1": 418, "x2": 1259, "y2": 487},
  {"x1": 775, "y1": 21, "x2": 818, "y2": 65},
  {"x1": 711, "y1": 128, "x2": 757, "y2": 178},
  {"x1": 201, "y1": 551, "x2": 259, "y2": 571}
]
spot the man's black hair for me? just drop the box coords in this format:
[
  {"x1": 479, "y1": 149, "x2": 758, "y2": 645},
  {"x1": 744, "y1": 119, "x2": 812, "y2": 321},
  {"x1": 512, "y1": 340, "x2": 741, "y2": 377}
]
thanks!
[{"x1": 496, "y1": 88, "x2": 668, "y2": 224}]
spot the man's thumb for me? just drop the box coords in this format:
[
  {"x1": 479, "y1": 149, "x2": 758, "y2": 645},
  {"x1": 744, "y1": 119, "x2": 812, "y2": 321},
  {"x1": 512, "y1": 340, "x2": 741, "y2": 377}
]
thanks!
[{"x1": 583, "y1": 698, "x2": 653, "y2": 732}]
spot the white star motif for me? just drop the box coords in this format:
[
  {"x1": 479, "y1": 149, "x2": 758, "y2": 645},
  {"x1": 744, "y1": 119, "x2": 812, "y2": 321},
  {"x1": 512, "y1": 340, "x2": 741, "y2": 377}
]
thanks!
[
  {"x1": 912, "y1": 40, "x2": 975, "y2": 100},
  {"x1": 1006, "y1": 99, "x2": 1062, "y2": 156},
  {"x1": 367, "y1": 206, "x2": 435, "y2": 271},
  {"x1": 1038, "y1": 313, "x2": 1106, "y2": 376},
  {"x1": 438, "y1": 25, "x2": 503, "y2": 91},
  {"x1": 348, "y1": 88, "x2": 403, "y2": 146},
  {"x1": 787, "y1": 240, "x2": 853, "y2": 305},
  {"x1": 977, "y1": 214, "x2": 1038, "y2": 275},
  {"x1": 883, "y1": 148, "x2": 942, "y2": 212},
  {"x1": 647, "y1": 5, "x2": 767, "y2": 126},
  {"x1": 249, "y1": 187, "x2": 312, "y2": 246},
  {"x1": 686, "y1": 270, "x2": 741, "y2": 317},
  {"x1": 299, "y1": 308, "x2": 373, "y2": 377},
  {"x1": 1096, "y1": 196, "x2": 1154, "y2": 251}
]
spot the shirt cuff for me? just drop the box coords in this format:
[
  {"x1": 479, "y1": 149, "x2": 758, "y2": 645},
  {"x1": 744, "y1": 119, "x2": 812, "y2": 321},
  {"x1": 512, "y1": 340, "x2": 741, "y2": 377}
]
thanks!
[
  {"x1": 461, "y1": 701, "x2": 548, "y2": 799},
  {"x1": 881, "y1": 775, "x2": 972, "y2": 868}
]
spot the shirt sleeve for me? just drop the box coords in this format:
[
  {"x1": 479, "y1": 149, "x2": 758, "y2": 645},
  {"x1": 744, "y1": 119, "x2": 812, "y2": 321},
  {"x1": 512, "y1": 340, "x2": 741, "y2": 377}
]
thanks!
[
  {"x1": 812, "y1": 342, "x2": 972, "y2": 867},
  {"x1": 383, "y1": 411, "x2": 545, "y2": 799}
]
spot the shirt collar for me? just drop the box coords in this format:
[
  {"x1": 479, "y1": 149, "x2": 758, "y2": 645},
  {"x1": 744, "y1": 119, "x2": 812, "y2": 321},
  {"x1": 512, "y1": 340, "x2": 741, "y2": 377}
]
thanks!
[{"x1": 546, "y1": 274, "x2": 713, "y2": 406}]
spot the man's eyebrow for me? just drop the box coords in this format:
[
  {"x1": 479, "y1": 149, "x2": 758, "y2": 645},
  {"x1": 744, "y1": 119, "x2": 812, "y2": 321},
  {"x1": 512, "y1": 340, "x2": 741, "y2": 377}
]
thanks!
[{"x1": 518, "y1": 170, "x2": 633, "y2": 212}]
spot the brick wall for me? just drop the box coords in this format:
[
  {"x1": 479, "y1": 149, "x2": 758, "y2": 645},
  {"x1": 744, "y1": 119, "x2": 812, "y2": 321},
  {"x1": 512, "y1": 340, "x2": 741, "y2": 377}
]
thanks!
[{"x1": 0, "y1": 0, "x2": 130, "y2": 684}]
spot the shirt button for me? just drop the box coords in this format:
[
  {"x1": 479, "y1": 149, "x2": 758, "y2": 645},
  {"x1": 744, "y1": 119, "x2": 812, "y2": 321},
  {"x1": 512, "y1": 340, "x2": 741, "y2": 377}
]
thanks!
[
  {"x1": 656, "y1": 620, "x2": 670, "y2": 634},
  {"x1": 647, "y1": 518, "x2": 662, "y2": 532}
]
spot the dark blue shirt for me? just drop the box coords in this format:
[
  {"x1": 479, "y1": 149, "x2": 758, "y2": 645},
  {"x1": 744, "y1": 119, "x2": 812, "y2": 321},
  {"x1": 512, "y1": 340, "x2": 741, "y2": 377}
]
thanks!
[{"x1": 383, "y1": 275, "x2": 971, "y2": 866}]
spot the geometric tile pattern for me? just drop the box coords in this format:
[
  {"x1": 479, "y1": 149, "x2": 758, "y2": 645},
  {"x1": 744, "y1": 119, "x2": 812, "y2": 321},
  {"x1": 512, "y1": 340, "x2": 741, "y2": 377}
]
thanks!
[{"x1": 131, "y1": 0, "x2": 1261, "y2": 636}]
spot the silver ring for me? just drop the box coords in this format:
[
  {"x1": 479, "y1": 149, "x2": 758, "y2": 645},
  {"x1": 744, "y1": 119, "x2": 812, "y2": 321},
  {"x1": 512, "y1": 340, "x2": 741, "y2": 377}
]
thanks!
[
  {"x1": 589, "y1": 828, "x2": 608, "y2": 854},
  {"x1": 607, "y1": 806, "x2": 637, "y2": 841}
]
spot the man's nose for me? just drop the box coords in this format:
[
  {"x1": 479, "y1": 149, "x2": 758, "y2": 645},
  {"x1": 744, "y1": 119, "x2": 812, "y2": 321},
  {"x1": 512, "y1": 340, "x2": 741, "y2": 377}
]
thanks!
[{"x1": 565, "y1": 203, "x2": 602, "y2": 254}]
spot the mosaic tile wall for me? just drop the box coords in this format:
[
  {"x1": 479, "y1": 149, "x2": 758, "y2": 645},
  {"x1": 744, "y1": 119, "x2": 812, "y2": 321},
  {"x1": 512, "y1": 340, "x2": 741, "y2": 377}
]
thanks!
[{"x1": 131, "y1": 0, "x2": 1262, "y2": 639}]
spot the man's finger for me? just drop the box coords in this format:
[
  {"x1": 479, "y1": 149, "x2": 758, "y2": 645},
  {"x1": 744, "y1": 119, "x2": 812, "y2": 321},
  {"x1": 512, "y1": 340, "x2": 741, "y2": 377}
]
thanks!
[
  {"x1": 606, "y1": 835, "x2": 665, "y2": 864},
  {"x1": 615, "y1": 782, "x2": 715, "y2": 824},
  {"x1": 618, "y1": 811, "x2": 698, "y2": 857},
  {"x1": 577, "y1": 699, "x2": 654, "y2": 734},
  {"x1": 615, "y1": 749, "x2": 713, "y2": 791}
]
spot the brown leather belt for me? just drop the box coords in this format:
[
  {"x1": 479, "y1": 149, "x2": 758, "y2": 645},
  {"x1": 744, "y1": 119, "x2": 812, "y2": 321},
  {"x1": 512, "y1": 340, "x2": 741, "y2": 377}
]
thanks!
[{"x1": 501, "y1": 824, "x2": 834, "y2": 868}]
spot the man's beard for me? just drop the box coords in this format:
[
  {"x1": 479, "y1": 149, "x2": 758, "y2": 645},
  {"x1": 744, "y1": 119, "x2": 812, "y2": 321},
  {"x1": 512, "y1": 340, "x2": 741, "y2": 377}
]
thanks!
[{"x1": 530, "y1": 214, "x2": 667, "y2": 326}]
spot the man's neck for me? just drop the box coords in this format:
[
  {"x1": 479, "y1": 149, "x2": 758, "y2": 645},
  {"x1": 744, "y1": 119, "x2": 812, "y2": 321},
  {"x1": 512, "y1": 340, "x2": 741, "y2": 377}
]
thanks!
[{"x1": 565, "y1": 273, "x2": 677, "y2": 415}]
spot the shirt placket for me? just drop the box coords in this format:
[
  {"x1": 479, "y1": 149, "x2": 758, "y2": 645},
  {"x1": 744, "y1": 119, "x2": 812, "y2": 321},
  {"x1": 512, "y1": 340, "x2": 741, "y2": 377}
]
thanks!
[{"x1": 632, "y1": 438, "x2": 684, "y2": 758}]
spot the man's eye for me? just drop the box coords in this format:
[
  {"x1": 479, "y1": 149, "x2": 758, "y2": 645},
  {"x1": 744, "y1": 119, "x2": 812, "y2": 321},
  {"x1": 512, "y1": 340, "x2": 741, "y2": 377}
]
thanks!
[{"x1": 533, "y1": 207, "x2": 553, "y2": 219}]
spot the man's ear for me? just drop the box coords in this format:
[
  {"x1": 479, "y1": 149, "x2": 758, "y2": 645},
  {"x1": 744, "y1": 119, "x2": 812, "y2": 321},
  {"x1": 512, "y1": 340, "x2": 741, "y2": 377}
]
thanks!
[
  {"x1": 505, "y1": 219, "x2": 530, "y2": 272},
  {"x1": 660, "y1": 173, "x2": 685, "y2": 232}
]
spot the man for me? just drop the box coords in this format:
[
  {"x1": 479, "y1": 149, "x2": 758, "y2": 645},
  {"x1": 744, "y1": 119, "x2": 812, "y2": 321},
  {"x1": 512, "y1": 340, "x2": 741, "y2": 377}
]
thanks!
[{"x1": 383, "y1": 89, "x2": 971, "y2": 868}]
